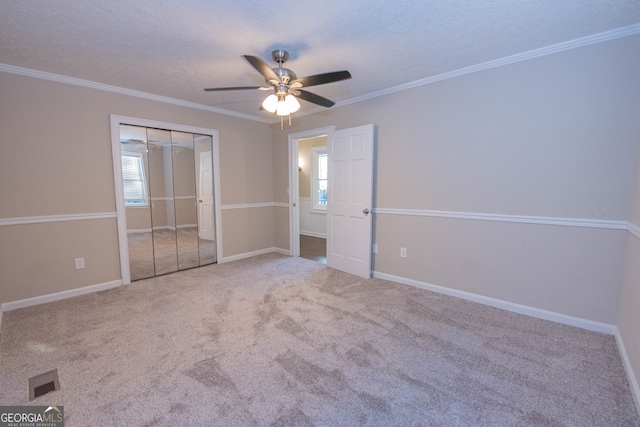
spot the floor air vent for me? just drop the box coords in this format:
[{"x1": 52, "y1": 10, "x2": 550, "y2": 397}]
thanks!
[{"x1": 29, "y1": 369, "x2": 60, "y2": 401}]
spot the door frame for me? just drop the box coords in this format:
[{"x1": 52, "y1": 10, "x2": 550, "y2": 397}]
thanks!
[
  {"x1": 287, "y1": 126, "x2": 335, "y2": 257},
  {"x1": 110, "y1": 114, "x2": 223, "y2": 284}
]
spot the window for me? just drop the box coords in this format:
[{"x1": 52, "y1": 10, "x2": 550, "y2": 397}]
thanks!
[
  {"x1": 121, "y1": 151, "x2": 148, "y2": 206},
  {"x1": 312, "y1": 147, "x2": 328, "y2": 211}
]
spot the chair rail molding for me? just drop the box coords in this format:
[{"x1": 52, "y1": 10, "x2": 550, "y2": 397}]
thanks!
[
  {"x1": 0, "y1": 212, "x2": 117, "y2": 226},
  {"x1": 372, "y1": 208, "x2": 629, "y2": 230}
]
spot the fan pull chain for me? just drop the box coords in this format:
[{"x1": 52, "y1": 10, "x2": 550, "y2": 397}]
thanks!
[{"x1": 281, "y1": 115, "x2": 284, "y2": 130}]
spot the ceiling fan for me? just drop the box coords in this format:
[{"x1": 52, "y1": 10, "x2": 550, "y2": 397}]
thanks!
[{"x1": 204, "y1": 50, "x2": 351, "y2": 121}]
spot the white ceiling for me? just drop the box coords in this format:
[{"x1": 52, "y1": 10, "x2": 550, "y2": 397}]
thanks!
[{"x1": 2, "y1": 1, "x2": 640, "y2": 121}]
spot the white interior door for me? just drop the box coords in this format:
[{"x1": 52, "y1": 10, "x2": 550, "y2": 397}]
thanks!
[
  {"x1": 326, "y1": 124, "x2": 374, "y2": 278},
  {"x1": 198, "y1": 151, "x2": 215, "y2": 240}
]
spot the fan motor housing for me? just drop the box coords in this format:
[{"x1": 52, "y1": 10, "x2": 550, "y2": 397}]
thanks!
[{"x1": 271, "y1": 67, "x2": 296, "y2": 84}]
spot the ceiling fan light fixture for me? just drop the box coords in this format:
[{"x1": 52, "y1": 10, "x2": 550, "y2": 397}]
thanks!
[
  {"x1": 276, "y1": 94, "x2": 299, "y2": 116},
  {"x1": 262, "y1": 94, "x2": 278, "y2": 113},
  {"x1": 284, "y1": 94, "x2": 300, "y2": 113}
]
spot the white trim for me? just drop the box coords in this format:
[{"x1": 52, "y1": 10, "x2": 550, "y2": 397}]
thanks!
[
  {"x1": 373, "y1": 271, "x2": 615, "y2": 334},
  {"x1": 0, "y1": 280, "x2": 123, "y2": 312},
  {"x1": 111, "y1": 115, "x2": 223, "y2": 284},
  {"x1": 221, "y1": 202, "x2": 287, "y2": 210},
  {"x1": 629, "y1": 222, "x2": 640, "y2": 240},
  {"x1": 300, "y1": 231, "x2": 327, "y2": 239},
  {"x1": 615, "y1": 327, "x2": 640, "y2": 415},
  {"x1": 0, "y1": 63, "x2": 269, "y2": 123},
  {"x1": 127, "y1": 229, "x2": 152, "y2": 234},
  {"x1": 373, "y1": 208, "x2": 628, "y2": 230},
  {"x1": 177, "y1": 224, "x2": 198, "y2": 229},
  {"x1": 147, "y1": 225, "x2": 197, "y2": 230},
  {"x1": 0, "y1": 305, "x2": 3, "y2": 334},
  {"x1": 152, "y1": 225, "x2": 174, "y2": 231},
  {"x1": 0, "y1": 212, "x2": 116, "y2": 226},
  {"x1": 335, "y1": 23, "x2": 640, "y2": 108},
  {"x1": 220, "y1": 247, "x2": 287, "y2": 263}
]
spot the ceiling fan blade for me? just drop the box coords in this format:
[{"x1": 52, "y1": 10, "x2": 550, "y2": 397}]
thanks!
[
  {"x1": 291, "y1": 70, "x2": 351, "y2": 88},
  {"x1": 204, "y1": 86, "x2": 271, "y2": 91},
  {"x1": 243, "y1": 55, "x2": 279, "y2": 83},
  {"x1": 294, "y1": 89, "x2": 335, "y2": 108}
]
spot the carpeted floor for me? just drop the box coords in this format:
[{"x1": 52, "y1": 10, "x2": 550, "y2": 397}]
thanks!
[{"x1": 0, "y1": 254, "x2": 638, "y2": 426}]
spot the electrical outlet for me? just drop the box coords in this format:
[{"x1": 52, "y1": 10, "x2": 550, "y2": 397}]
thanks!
[
  {"x1": 74, "y1": 257, "x2": 85, "y2": 269},
  {"x1": 372, "y1": 243, "x2": 378, "y2": 253},
  {"x1": 400, "y1": 247, "x2": 407, "y2": 258}
]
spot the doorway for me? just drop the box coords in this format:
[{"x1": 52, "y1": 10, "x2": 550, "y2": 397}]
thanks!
[
  {"x1": 111, "y1": 115, "x2": 223, "y2": 285},
  {"x1": 298, "y1": 135, "x2": 328, "y2": 264},
  {"x1": 289, "y1": 124, "x2": 375, "y2": 277},
  {"x1": 288, "y1": 127, "x2": 335, "y2": 262}
]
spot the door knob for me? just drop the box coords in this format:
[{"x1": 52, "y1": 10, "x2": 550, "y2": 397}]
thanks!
[{"x1": 363, "y1": 208, "x2": 370, "y2": 215}]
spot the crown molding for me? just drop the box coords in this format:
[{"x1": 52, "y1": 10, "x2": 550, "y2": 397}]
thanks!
[
  {"x1": 629, "y1": 222, "x2": 640, "y2": 240},
  {"x1": 336, "y1": 23, "x2": 640, "y2": 108},
  {"x1": 0, "y1": 63, "x2": 270, "y2": 124}
]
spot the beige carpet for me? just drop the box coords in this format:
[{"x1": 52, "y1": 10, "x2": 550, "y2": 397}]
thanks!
[{"x1": 0, "y1": 254, "x2": 638, "y2": 426}]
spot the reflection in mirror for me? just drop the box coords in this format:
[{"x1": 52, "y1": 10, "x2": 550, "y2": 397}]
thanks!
[
  {"x1": 119, "y1": 124, "x2": 217, "y2": 280},
  {"x1": 147, "y1": 128, "x2": 178, "y2": 276},
  {"x1": 195, "y1": 135, "x2": 217, "y2": 265},
  {"x1": 172, "y1": 131, "x2": 199, "y2": 270},
  {"x1": 120, "y1": 125, "x2": 155, "y2": 281}
]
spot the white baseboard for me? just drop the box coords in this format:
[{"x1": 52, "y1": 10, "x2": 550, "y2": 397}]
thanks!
[
  {"x1": 300, "y1": 231, "x2": 327, "y2": 239},
  {"x1": 373, "y1": 271, "x2": 616, "y2": 334},
  {"x1": 220, "y1": 247, "x2": 289, "y2": 263},
  {"x1": 615, "y1": 327, "x2": 640, "y2": 415},
  {"x1": 0, "y1": 279, "x2": 124, "y2": 313}
]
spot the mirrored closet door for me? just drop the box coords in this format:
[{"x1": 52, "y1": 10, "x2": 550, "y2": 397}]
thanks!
[{"x1": 119, "y1": 124, "x2": 217, "y2": 281}]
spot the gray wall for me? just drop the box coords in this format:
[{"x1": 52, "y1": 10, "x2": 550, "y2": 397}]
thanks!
[{"x1": 619, "y1": 142, "x2": 640, "y2": 403}]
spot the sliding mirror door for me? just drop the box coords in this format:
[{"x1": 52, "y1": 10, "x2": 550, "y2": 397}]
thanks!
[
  {"x1": 147, "y1": 129, "x2": 179, "y2": 276},
  {"x1": 172, "y1": 131, "x2": 199, "y2": 270},
  {"x1": 118, "y1": 124, "x2": 217, "y2": 281},
  {"x1": 120, "y1": 125, "x2": 155, "y2": 281}
]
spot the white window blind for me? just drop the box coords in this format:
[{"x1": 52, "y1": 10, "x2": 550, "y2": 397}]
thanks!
[
  {"x1": 121, "y1": 152, "x2": 148, "y2": 206},
  {"x1": 312, "y1": 147, "x2": 328, "y2": 211}
]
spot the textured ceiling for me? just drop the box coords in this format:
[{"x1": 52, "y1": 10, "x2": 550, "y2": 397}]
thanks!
[{"x1": 2, "y1": 0, "x2": 640, "y2": 121}]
